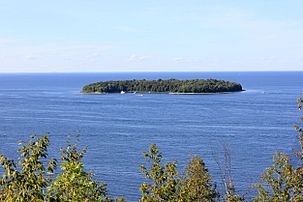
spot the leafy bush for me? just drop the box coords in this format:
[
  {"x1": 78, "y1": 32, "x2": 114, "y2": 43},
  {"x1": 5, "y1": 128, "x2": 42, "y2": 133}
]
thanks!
[
  {"x1": 0, "y1": 135, "x2": 56, "y2": 202},
  {"x1": 253, "y1": 98, "x2": 303, "y2": 201},
  {"x1": 139, "y1": 144, "x2": 220, "y2": 202},
  {"x1": 139, "y1": 144, "x2": 181, "y2": 201},
  {"x1": 0, "y1": 134, "x2": 114, "y2": 202},
  {"x1": 180, "y1": 156, "x2": 219, "y2": 201},
  {"x1": 48, "y1": 135, "x2": 110, "y2": 201}
]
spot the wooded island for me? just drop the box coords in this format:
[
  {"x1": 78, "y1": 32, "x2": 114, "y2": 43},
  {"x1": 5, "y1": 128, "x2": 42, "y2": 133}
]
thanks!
[{"x1": 81, "y1": 79, "x2": 243, "y2": 94}]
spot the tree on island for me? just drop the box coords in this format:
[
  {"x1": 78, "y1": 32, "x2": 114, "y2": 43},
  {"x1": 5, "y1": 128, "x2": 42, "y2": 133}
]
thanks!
[{"x1": 81, "y1": 79, "x2": 243, "y2": 94}]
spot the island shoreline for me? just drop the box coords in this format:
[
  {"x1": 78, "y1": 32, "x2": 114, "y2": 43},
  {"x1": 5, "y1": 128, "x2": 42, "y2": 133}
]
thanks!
[{"x1": 81, "y1": 90, "x2": 245, "y2": 95}]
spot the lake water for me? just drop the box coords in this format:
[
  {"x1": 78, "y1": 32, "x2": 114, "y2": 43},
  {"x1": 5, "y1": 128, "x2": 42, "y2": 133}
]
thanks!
[{"x1": 0, "y1": 72, "x2": 302, "y2": 201}]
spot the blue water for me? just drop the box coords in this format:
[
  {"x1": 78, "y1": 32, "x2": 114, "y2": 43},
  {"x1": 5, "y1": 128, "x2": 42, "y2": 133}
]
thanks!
[{"x1": 0, "y1": 72, "x2": 302, "y2": 201}]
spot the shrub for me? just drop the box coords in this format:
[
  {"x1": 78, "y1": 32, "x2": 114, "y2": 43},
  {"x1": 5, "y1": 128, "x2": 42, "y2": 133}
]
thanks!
[
  {"x1": 48, "y1": 135, "x2": 110, "y2": 201},
  {"x1": 180, "y1": 156, "x2": 219, "y2": 201},
  {"x1": 253, "y1": 98, "x2": 303, "y2": 201},
  {"x1": 139, "y1": 144, "x2": 181, "y2": 202},
  {"x1": 0, "y1": 134, "x2": 115, "y2": 202},
  {"x1": 139, "y1": 144, "x2": 220, "y2": 202},
  {"x1": 0, "y1": 135, "x2": 56, "y2": 202}
]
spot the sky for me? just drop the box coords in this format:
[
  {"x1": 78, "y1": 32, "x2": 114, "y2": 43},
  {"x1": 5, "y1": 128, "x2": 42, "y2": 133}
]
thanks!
[{"x1": 0, "y1": 0, "x2": 303, "y2": 72}]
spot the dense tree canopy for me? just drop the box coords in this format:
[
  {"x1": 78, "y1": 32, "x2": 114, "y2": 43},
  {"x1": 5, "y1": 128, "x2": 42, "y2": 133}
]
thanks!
[{"x1": 81, "y1": 79, "x2": 243, "y2": 94}]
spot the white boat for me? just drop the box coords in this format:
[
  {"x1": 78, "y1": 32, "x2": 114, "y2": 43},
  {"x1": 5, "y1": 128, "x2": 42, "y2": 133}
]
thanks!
[{"x1": 120, "y1": 91, "x2": 126, "y2": 94}]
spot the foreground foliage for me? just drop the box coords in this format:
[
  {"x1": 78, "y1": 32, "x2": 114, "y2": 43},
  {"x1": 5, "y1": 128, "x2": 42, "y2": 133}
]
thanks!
[
  {"x1": 180, "y1": 156, "x2": 219, "y2": 201},
  {"x1": 0, "y1": 135, "x2": 113, "y2": 202},
  {"x1": 48, "y1": 136, "x2": 109, "y2": 201},
  {"x1": 140, "y1": 144, "x2": 181, "y2": 201},
  {"x1": 139, "y1": 144, "x2": 219, "y2": 202},
  {"x1": 253, "y1": 98, "x2": 303, "y2": 202},
  {"x1": 0, "y1": 135, "x2": 56, "y2": 201},
  {"x1": 82, "y1": 79, "x2": 243, "y2": 94}
]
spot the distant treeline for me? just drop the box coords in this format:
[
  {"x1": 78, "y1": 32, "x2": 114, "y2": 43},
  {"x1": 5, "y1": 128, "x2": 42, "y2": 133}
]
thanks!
[{"x1": 81, "y1": 79, "x2": 243, "y2": 94}]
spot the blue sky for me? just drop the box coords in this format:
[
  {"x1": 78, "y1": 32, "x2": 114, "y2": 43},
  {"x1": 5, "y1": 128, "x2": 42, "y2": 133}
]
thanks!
[{"x1": 0, "y1": 0, "x2": 302, "y2": 72}]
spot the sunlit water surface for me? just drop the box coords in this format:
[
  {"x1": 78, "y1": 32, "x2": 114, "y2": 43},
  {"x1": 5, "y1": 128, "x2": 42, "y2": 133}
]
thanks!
[{"x1": 0, "y1": 72, "x2": 302, "y2": 201}]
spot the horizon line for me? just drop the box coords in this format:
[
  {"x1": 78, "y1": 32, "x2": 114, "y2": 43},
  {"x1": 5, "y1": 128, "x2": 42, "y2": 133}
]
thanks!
[{"x1": 0, "y1": 70, "x2": 302, "y2": 74}]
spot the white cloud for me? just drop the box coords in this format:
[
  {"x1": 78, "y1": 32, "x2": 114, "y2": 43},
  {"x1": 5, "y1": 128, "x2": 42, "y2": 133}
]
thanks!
[
  {"x1": 173, "y1": 57, "x2": 185, "y2": 63},
  {"x1": 127, "y1": 54, "x2": 149, "y2": 62}
]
